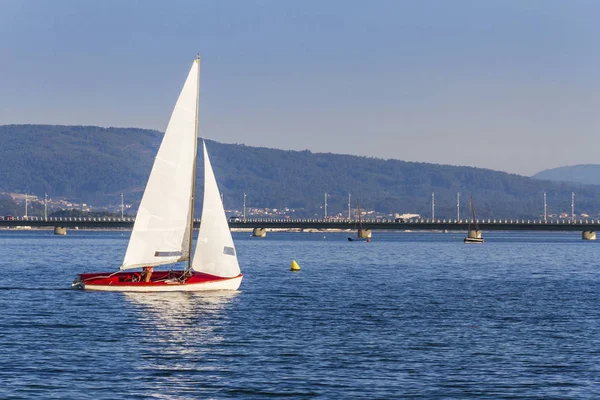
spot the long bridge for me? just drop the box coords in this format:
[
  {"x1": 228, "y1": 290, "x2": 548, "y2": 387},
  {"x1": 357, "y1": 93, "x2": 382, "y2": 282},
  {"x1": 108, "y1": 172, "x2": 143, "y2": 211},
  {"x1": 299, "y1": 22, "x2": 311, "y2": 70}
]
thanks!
[{"x1": 1, "y1": 216, "x2": 598, "y2": 239}]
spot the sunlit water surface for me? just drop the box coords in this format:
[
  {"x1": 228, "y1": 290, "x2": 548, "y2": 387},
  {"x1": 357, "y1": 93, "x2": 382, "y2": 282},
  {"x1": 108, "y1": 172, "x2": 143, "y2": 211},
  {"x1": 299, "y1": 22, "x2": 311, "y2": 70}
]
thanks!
[{"x1": 1, "y1": 230, "x2": 599, "y2": 399}]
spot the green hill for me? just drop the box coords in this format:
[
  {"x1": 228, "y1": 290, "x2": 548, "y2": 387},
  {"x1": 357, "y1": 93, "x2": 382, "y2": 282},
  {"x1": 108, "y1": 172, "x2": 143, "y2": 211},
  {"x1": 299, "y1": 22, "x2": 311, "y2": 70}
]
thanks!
[
  {"x1": 0, "y1": 124, "x2": 159, "y2": 206},
  {"x1": 533, "y1": 164, "x2": 600, "y2": 186},
  {"x1": 1, "y1": 124, "x2": 599, "y2": 219}
]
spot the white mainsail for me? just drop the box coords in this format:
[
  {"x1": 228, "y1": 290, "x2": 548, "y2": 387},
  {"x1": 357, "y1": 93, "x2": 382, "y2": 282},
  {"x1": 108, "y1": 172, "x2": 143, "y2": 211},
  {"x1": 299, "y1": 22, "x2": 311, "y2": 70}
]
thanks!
[
  {"x1": 191, "y1": 142, "x2": 241, "y2": 277},
  {"x1": 121, "y1": 59, "x2": 199, "y2": 270}
]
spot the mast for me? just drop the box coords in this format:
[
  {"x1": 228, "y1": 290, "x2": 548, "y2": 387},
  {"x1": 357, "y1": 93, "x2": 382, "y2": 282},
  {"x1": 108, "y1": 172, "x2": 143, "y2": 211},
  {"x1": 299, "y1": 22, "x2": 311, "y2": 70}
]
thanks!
[
  {"x1": 470, "y1": 195, "x2": 479, "y2": 231},
  {"x1": 357, "y1": 199, "x2": 363, "y2": 230},
  {"x1": 467, "y1": 196, "x2": 472, "y2": 231},
  {"x1": 543, "y1": 192, "x2": 547, "y2": 223},
  {"x1": 186, "y1": 54, "x2": 201, "y2": 273},
  {"x1": 571, "y1": 192, "x2": 575, "y2": 223},
  {"x1": 348, "y1": 193, "x2": 351, "y2": 220}
]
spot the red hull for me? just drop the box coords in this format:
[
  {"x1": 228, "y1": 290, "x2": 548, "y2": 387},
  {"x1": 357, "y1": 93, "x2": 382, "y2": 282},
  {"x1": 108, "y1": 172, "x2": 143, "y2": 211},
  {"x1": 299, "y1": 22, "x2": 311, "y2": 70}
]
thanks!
[{"x1": 76, "y1": 270, "x2": 241, "y2": 288}]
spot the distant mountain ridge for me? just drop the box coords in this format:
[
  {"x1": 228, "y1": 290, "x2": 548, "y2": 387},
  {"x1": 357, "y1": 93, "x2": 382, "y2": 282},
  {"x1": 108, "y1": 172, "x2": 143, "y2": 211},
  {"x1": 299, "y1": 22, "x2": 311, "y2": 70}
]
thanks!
[
  {"x1": 2, "y1": 124, "x2": 600, "y2": 218},
  {"x1": 0, "y1": 124, "x2": 160, "y2": 205},
  {"x1": 533, "y1": 164, "x2": 600, "y2": 186}
]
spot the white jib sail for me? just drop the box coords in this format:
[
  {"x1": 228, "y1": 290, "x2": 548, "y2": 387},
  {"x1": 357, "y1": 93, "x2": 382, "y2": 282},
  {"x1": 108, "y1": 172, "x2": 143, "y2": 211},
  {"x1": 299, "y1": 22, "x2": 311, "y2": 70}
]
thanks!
[
  {"x1": 121, "y1": 59, "x2": 199, "y2": 270},
  {"x1": 191, "y1": 142, "x2": 241, "y2": 277}
]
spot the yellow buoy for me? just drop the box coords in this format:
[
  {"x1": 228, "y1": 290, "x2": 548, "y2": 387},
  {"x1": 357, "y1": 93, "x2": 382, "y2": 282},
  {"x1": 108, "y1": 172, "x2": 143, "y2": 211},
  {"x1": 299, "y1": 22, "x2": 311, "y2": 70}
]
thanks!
[{"x1": 290, "y1": 260, "x2": 300, "y2": 272}]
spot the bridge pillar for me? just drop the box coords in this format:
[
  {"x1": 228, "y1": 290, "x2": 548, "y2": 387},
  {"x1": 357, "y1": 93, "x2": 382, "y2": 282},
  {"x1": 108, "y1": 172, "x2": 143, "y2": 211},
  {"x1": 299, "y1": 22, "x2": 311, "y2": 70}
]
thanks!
[
  {"x1": 358, "y1": 229, "x2": 372, "y2": 239},
  {"x1": 582, "y1": 231, "x2": 596, "y2": 240},
  {"x1": 467, "y1": 229, "x2": 482, "y2": 239},
  {"x1": 54, "y1": 227, "x2": 67, "y2": 235},
  {"x1": 252, "y1": 228, "x2": 267, "y2": 238}
]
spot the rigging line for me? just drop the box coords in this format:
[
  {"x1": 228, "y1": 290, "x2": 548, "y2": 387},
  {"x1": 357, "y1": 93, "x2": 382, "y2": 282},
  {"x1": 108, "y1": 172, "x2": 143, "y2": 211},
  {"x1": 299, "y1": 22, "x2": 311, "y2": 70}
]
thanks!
[{"x1": 79, "y1": 270, "x2": 120, "y2": 283}]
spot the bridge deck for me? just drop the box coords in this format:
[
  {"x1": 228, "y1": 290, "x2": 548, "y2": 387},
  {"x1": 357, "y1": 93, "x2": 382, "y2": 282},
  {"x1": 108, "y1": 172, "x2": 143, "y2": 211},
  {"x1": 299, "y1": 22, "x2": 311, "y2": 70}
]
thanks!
[{"x1": 1, "y1": 217, "x2": 599, "y2": 232}]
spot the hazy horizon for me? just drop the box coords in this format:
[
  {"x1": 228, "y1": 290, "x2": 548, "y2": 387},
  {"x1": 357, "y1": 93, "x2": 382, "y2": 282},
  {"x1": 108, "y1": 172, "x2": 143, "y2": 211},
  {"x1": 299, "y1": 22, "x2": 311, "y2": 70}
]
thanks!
[{"x1": 1, "y1": 0, "x2": 598, "y2": 176}]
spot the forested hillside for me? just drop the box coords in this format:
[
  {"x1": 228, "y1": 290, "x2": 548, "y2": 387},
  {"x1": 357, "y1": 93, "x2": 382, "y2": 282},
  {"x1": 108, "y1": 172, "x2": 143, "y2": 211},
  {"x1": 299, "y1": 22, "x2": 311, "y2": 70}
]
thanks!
[
  {"x1": 533, "y1": 164, "x2": 600, "y2": 186},
  {"x1": 0, "y1": 124, "x2": 159, "y2": 207},
  {"x1": 2, "y1": 124, "x2": 600, "y2": 219}
]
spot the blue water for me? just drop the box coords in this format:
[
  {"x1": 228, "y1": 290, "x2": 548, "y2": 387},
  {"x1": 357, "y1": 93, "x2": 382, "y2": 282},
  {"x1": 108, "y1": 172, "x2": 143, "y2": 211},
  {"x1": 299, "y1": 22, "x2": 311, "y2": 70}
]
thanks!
[{"x1": 1, "y1": 230, "x2": 599, "y2": 399}]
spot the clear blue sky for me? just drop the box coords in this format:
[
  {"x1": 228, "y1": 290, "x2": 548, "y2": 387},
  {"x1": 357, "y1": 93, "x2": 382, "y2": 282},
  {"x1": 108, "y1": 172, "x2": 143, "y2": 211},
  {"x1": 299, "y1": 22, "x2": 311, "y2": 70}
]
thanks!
[{"x1": 1, "y1": 0, "x2": 598, "y2": 175}]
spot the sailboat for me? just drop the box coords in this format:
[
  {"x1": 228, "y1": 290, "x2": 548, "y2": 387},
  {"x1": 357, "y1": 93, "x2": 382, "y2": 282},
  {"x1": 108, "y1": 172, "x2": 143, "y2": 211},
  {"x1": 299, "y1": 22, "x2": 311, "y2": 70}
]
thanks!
[
  {"x1": 347, "y1": 200, "x2": 371, "y2": 242},
  {"x1": 72, "y1": 56, "x2": 243, "y2": 292},
  {"x1": 464, "y1": 195, "x2": 484, "y2": 244}
]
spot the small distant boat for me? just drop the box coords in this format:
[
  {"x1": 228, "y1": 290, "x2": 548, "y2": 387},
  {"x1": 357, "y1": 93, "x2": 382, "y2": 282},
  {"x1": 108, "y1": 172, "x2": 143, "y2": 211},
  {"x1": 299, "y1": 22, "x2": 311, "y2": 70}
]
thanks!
[
  {"x1": 348, "y1": 200, "x2": 371, "y2": 242},
  {"x1": 72, "y1": 56, "x2": 242, "y2": 291},
  {"x1": 464, "y1": 195, "x2": 484, "y2": 244}
]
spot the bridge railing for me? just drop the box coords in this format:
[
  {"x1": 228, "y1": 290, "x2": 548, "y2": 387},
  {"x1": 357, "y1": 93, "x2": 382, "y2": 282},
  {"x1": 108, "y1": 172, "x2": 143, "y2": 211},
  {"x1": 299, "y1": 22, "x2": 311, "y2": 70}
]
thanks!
[{"x1": 3, "y1": 216, "x2": 600, "y2": 228}]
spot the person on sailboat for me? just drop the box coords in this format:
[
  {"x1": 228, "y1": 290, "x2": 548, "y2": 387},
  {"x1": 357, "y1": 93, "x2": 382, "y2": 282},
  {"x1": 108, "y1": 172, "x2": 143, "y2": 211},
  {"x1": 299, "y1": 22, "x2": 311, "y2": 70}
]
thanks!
[{"x1": 141, "y1": 266, "x2": 153, "y2": 282}]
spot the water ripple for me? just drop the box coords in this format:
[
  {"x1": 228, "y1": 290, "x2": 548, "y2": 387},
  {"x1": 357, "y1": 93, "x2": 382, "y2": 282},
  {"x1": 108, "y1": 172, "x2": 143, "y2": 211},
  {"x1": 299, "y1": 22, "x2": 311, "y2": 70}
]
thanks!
[{"x1": 1, "y1": 231, "x2": 600, "y2": 398}]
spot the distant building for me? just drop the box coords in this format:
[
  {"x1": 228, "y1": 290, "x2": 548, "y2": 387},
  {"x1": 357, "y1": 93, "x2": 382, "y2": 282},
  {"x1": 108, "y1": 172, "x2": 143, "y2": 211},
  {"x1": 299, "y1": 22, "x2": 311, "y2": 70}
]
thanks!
[
  {"x1": 394, "y1": 213, "x2": 421, "y2": 222},
  {"x1": 395, "y1": 213, "x2": 420, "y2": 220}
]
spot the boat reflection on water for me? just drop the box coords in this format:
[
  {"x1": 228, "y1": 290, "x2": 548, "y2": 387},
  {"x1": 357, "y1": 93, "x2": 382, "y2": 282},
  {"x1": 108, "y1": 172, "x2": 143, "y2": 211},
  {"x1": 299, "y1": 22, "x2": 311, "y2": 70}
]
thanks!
[
  {"x1": 123, "y1": 291, "x2": 240, "y2": 390},
  {"x1": 125, "y1": 291, "x2": 239, "y2": 337}
]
